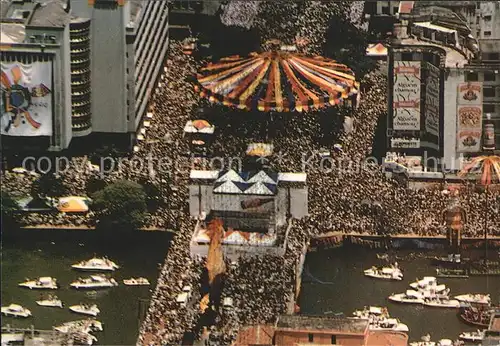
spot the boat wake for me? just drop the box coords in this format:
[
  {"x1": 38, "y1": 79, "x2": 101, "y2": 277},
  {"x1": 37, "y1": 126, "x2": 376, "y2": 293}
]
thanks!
[{"x1": 302, "y1": 266, "x2": 335, "y2": 285}]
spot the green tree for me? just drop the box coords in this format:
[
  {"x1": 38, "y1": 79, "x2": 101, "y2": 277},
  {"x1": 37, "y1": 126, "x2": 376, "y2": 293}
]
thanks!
[
  {"x1": 31, "y1": 173, "x2": 69, "y2": 198},
  {"x1": 1, "y1": 190, "x2": 19, "y2": 226},
  {"x1": 92, "y1": 180, "x2": 147, "y2": 229}
]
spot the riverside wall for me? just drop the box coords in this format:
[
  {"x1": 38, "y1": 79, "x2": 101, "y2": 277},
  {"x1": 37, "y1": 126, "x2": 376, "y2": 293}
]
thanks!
[{"x1": 310, "y1": 232, "x2": 500, "y2": 251}]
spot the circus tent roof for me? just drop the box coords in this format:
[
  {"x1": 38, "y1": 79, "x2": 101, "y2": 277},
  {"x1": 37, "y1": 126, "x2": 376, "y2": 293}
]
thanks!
[
  {"x1": 213, "y1": 170, "x2": 278, "y2": 195},
  {"x1": 216, "y1": 170, "x2": 246, "y2": 183},
  {"x1": 246, "y1": 170, "x2": 278, "y2": 184},
  {"x1": 213, "y1": 180, "x2": 244, "y2": 194},
  {"x1": 194, "y1": 51, "x2": 359, "y2": 113},
  {"x1": 243, "y1": 181, "x2": 276, "y2": 195}
]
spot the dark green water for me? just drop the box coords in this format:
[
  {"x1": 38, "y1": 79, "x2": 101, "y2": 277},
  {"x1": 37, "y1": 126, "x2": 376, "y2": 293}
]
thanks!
[
  {"x1": 1, "y1": 229, "x2": 171, "y2": 345},
  {"x1": 299, "y1": 248, "x2": 500, "y2": 343}
]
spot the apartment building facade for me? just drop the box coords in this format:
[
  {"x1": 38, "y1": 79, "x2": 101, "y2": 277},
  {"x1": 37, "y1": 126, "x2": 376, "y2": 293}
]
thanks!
[{"x1": 1, "y1": 0, "x2": 170, "y2": 151}]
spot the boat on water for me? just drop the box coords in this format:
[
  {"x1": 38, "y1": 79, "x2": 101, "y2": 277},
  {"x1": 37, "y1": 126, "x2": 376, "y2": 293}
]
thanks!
[
  {"x1": 459, "y1": 330, "x2": 484, "y2": 342},
  {"x1": 72, "y1": 257, "x2": 119, "y2": 272},
  {"x1": 409, "y1": 340, "x2": 453, "y2": 346},
  {"x1": 69, "y1": 331, "x2": 97, "y2": 346},
  {"x1": 123, "y1": 277, "x2": 150, "y2": 286},
  {"x1": 54, "y1": 319, "x2": 103, "y2": 333},
  {"x1": 435, "y1": 268, "x2": 469, "y2": 279},
  {"x1": 410, "y1": 336, "x2": 454, "y2": 346},
  {"x1": 454, "y1": 294, "x2": 491, "y2": 306},
  {"x1": 1, "y1": 304, "x2": 32, "y2": 318},
  {"x1": 18, "y1": 276, "x2": 58, "y2": 289},
  {"x1": 432, "y1": 254, "x2": 464, "y2": 266},
  {"x1": 69, "y1": 304, "x2": 100, "y2": 316},
  {"x1": 423, "y1": 298, "x2": 460, "y2": 309},
  {"x1": 351, "y1": 306, "x2": 409, "y2": 332},
  {"x1": 70, "y1": 275, "x2": 118, "y2": 289},
  {"x1": 36, "y1": 294, "x2": 63, "y2": 308},
  {"x1": 459, "y1": 306, "x2": 497, "y2": 327},
  {"x1": 410, "y1": 277, "x2": 447, "y2": 292},
  {"x1": 388, "y1": 290, "x2": 425, "y2": 304},
  {"x1": 364, "y1": 264, "x2": 403, "y2": 281}
]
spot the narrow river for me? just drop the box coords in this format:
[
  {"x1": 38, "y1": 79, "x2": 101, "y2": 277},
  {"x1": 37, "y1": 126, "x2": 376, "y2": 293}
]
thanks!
[
  {"x1": 1, "y1": 229, "x2": 171, "y2": 345},
  {"x1": 299, "y1": 247, "x2": 500, "y2": 342}
]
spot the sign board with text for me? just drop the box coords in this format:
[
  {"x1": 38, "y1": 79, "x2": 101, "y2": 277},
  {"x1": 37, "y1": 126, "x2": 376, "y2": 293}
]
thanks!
[
  {"x1": 393, "y1": 61, "x2": 421, "y2": 131},
  {"x1": 424, "y1": 63, "x2": 440, "y2": 137},
  {"x1": 456, "y1": 83, "x2": 482, "y2": 153}
]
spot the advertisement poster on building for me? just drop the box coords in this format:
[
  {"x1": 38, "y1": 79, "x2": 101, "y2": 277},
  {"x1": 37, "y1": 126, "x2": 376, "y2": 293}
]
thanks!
[
  {"x1": 1, "y1": 61, "x2": 53, "y2": 136},
  {"x1": 424, "y1": 63, "x2": 440, "y2": 137},
  {"x1": 456, "y1": 105, "x2": 482, "y2": 152},
  {"x1": 393, "y1": 61, "x2": 421, "y2": 131},
  {"x1": 456, "y1": 83, "x2": 482, "y2": 152},
  {"x1": 457, "y1": 82, "x2": 482, "y2": 105}
]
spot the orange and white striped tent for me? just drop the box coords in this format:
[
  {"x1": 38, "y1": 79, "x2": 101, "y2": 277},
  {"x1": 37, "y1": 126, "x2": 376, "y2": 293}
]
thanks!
[
  {"x1": 193, "y1": 51, "x2": 359, "y2": 113},
  {"x1": 366, "y1": 43, "x2": 388, "y2": 57}
]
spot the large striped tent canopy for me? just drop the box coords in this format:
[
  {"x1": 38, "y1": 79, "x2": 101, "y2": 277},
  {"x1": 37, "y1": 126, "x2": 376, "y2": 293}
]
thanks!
[{"x1": 193, "y1": 51, "x2": 359, "y2": 113}]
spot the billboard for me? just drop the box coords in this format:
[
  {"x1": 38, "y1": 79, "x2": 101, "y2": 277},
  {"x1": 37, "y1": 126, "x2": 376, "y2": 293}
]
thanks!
[
  {"x1": 1, "y1": 61, "x2": 53, "y2": 136},
  {"x1": 393, "y1": 61, "x2": 421, "y2": 131},
  {"x1": 456, "y1": 83, "x2": 482, "y2": 153},
  {"x1": 424, "y1": 63, "x2": 440, "y2": 137}
]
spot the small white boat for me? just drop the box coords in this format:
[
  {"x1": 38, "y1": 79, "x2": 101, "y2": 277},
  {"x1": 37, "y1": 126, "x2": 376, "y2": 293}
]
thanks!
[
  {"x1": 69, "y1": 332, "x2": 97, "y2": 346},
  {"x1": 36, "y1": 295, "x2": 63, "y2": 308},
  {"x1": 351, "y1": 307, "x2": 409, "y2": 332},
  {"x1": 123, "y1": 277, "x2": 150, "y2": 286},
  {"x1": 423, "y1": 298, "x2": 460, "y2": 308},
  {"x1": 70, "y1": 275, "x2": 118, "y2": 289},
  {"x1": 18, "y1": 276, "x2": 58, "y2": 289},
  {"x1": 72, "y1": 257, "x2": 119, "y2": 272},
  {"x1": 353, "y1": 306, "x2": 385, "y2": 318},
  {"x1": 389, "y1": 290, "x2": 425, "y2": 304},
  {"x1": 459, "y1": 330, "x2": 484, "y2": 342},
  {"x1": 1, "y1": 304, "x2": 32, "y2": 317},
  {"x1": 454, "y1": 294, "x2": 491, "y2": 305},
  {"x1": 364, "y1": 264, "x2": 403, "y2": 281},
  {"x1": 409, "y1": 277, "x2": 445, "y2": 290},
  {"x1": 410, "y1": 279, "x2": 447, "y2": 294},
  {"x1": 70, "y1": 304, "x2": 100, "y2": 316},
  {"x1": 54, "y1": 319, "x2": 103, "y2": 333},
  {"x1": 370, "y1": 318, "x2": 409, "y2": 332},
  {"x1": 410, "y1": 338, "x2": 453, "y2": 346}
]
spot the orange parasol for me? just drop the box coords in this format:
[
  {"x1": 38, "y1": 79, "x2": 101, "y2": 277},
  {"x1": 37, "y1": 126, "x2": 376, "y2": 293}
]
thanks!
[
  {"x1": 458, "y1": 155, "x2": 500, "y2": 186},
  {"x1": 192, "y1": 119, "x2": 211, "y2": 130}
]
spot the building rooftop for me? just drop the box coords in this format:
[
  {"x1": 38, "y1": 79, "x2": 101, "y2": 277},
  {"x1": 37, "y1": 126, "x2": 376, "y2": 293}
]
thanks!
[
  {"x1": 1, "y1": 0, "x2": 70, "y2": 28},
  {"x1": 277, "y1": 315, "x2": 369, "y2": 335},
  {"x1": 366, "y1": 331, "x2": 409, "y2": 345},
  {"x1": 1, "y1": 22, "x2": 25, "y2": 43},
  {"x1": 414, "y1": 1, "x2": 476, "y2": 8},
  {"x1": 400, "y1": 37, "x2": 468, "y2": 68},
  {"x1": 29, "y1": 0, "x2": 70, "y2": 28},
  {"x1": 234, "y1": 325, "x2": 275, "y2": 346}
]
